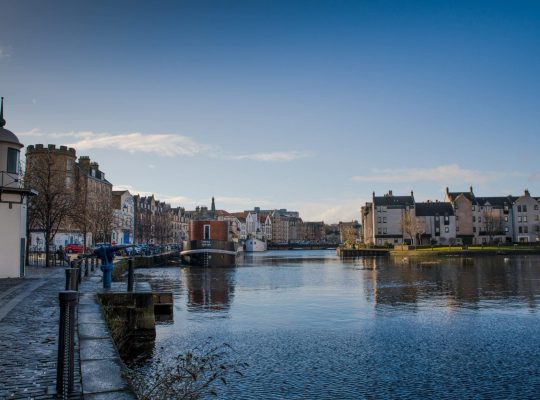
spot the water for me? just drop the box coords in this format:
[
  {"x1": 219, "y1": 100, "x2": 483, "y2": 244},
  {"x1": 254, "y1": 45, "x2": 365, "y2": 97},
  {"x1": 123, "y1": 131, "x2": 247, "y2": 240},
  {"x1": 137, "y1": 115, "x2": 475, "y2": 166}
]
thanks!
[{"x1": 135, "y1": 250, "x2": 540, "y2": 399}]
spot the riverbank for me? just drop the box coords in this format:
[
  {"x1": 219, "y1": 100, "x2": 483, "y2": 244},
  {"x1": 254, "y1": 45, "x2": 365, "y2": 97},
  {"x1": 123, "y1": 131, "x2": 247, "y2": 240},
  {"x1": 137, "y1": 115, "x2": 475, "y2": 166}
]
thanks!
[{"x1": 338, "y1": 245, "x2": 540, "y2": 258}]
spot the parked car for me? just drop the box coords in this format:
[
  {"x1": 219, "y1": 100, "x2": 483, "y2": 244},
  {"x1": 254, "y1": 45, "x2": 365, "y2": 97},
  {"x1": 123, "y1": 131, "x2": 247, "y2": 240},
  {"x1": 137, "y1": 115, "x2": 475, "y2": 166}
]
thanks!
[{"x1": 64, "y1": 243, "x2": 83, "y2": 254}]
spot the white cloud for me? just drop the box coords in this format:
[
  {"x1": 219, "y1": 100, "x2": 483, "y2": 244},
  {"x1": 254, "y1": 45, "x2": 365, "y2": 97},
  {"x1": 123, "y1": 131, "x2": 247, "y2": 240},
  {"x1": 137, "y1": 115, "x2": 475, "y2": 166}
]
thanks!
[
  {"x1": 230, "y1": 150, "x2": 314, "y2": 162},
  {"x1": 113, "y1": 184, "x2": 194, "y2": 207},
  {"x1": 288, "y1": 198, "x2": 364, "y2": 224},
  {"x1": 67, "y1": 131, "x2": 211, "y2": 157},
  {"x1": 20, "y1": 129, "x2": 312, "y2": 162},
  {"x1": 352, "y1": 164, "x2": 522, "y2": 185}
]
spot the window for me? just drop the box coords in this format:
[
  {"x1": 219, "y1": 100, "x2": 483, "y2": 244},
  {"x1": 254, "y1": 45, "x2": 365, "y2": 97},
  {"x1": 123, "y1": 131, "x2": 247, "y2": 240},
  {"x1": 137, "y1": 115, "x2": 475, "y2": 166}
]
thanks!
[
  {"x1": 519, "y1": 227, "x2": 523, "y2": 234},
  {"x1": 444, "y1": 226, "x2": 449, "y2": 233},
  {"x1": 383, "y1": 228, "x2": 387, "y2": 234},
  {"x1": 524, "y1": 226, "x2": 529, "y2": 233},
  {"x1": 505, "y1": 227, "x2": 509, "y2": 232},
  {"x1": 518, "y1": 216, "x2": 522, "y2": 223},
  {"x1": 204, "y1": 225, "x2": 211, "y2": 240},
  {"x1": 6, "y1": 148, "x2": 19, "y2": 173},
  {"x1": 518, "y1": 205, "x2": 522, "y2": 212},
  {"x1": 383, "y1": 217, "x2": 387, "y2": 223},
  {"x1": 473, "y1": 227, "x2": 477, "y2": 233},
  {"x1": 523, "y1": 205, "x2": 528, "y2": 212},
  {"x1": 377, "y1": 228, "x2": 382, "y2": 234},
  {"x1": 524, "y1": 216, "x2": 528, "y2": 223},
  {"x1": 377, "y1": 217, "x2": 381, "y2": 223},
  {"x1": 536, "y1": 215, "x2": 539, "y2": 222},
  {"x1": 436, "y1": 227, "x2": 440, "y2": 233},
  {"x1": 472, "y1": 216, "x2": 476, "y2": 223},
  {"x1": 535, "y1": 205, "x2": 539, "y2": 211},
  {"x1": 478, "y1": 217, "x2": 482, "y2": 223},
  {"x1": 504, "y1": 216, "x2": 508, "y2": 222},
  {"x1": 472, "y1": 205, "x2": 475, "y2": 211}
]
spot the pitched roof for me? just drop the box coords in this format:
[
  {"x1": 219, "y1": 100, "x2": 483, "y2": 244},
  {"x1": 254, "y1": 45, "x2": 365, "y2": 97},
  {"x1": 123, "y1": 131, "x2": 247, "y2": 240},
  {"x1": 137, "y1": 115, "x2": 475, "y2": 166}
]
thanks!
[
  {"x1": 373, "y1": 195, "x2": 414, "y2": 207},
  {"x1": 474, "y1": 196, "x2": 513, "y2": 208},
  {"x1": 415, "y1": 202, "x2": 454, "y2": 216},
  {"x1": 447, "y1": 192, "x2": 474, "y2": 202}
]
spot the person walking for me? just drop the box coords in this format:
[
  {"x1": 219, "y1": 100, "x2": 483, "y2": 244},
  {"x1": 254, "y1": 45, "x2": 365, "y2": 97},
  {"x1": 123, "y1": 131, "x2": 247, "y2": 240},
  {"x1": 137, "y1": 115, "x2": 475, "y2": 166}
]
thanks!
[{"x1": 56, "y1": 245, "x2": 66, "y2": 266}]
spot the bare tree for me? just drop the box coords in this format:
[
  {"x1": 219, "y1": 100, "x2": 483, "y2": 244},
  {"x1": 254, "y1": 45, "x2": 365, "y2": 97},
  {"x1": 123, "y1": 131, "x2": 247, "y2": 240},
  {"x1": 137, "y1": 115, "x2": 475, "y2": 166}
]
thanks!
[
  {"x1": 401, "y1": 211, "x2": 426, "y2": 248},
  {"x1": 25, "y1": 152, "x2": 75, "y2": 267},
  {"x1": 87, "y1": 189, "x2": 113, "y2": 245},
  {"x1": 483, "y1": 209, "x2": 503, "y2": 244}
]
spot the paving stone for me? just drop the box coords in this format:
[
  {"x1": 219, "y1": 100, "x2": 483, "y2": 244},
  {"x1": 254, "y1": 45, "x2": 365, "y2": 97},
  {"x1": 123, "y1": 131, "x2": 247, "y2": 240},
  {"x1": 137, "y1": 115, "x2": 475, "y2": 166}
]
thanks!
[
  {"x1": 79, "y1": 323, "x2": 110, "y2": 340},
  {"x1": 79, "y1": 311, "x2": 106, "y2": 324},
  {"x1": 81, "y1": 359, "x2": 129, "y2": 394},
  {"x1": 84, "y1": 390, "x2": 136, "y2": 399},
  {"x1": 80, "y1": 338, "x2": 117, "y2": 361}
]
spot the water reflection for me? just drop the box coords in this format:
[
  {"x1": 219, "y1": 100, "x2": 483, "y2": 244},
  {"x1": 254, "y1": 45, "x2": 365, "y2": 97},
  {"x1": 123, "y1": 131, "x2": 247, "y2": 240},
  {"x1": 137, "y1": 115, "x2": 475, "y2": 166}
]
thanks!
[
  {"x1": 362, "y1": 256, "x2": 540, "y2": 310},
  {"x1": 135, "y1": 252, "x2": 540, "y2": 399},
  {"x1": 181, "y1": 267, "x2": 236, "y2": 312}
]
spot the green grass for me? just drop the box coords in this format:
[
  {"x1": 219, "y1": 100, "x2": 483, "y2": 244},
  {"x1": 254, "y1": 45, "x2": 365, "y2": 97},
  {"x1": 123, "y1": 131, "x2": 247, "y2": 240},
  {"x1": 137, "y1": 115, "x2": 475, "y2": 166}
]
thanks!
[{"x1": 397, "y1": 245, "x2": 538, "y2": 252}]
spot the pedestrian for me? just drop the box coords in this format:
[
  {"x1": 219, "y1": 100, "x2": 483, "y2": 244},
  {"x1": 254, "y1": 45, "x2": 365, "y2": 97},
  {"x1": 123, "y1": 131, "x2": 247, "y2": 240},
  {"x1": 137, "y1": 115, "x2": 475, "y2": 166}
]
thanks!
[{"x1": 56, "y1": 245, "x2": 66, "y2": 266}]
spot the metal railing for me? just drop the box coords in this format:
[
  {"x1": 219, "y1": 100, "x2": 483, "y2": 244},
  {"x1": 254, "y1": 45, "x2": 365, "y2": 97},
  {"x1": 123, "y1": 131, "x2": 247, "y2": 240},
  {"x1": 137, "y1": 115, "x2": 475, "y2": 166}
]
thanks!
[
  {"x1": 56, "y1": 254, "x2": 136, "y2": 398},
  {"x1": 0, "y1": 170, "x2": 22, "y2": 188},
  {"x1": 56, "y1": 255, "x2": 100, "y2": 398}
]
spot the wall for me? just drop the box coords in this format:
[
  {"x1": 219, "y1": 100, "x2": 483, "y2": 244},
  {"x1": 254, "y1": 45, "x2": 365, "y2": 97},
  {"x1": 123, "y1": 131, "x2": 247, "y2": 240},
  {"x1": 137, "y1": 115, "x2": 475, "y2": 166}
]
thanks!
[{"x1": 0, "y1": 193, "x2": 24, "y2": 278}]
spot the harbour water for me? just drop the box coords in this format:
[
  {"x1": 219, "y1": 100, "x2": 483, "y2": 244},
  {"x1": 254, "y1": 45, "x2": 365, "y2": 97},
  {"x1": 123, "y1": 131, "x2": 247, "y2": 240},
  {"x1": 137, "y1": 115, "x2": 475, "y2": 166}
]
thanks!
[{"x1": 136, "y1": 250, "x2": 540, "y2": 399}]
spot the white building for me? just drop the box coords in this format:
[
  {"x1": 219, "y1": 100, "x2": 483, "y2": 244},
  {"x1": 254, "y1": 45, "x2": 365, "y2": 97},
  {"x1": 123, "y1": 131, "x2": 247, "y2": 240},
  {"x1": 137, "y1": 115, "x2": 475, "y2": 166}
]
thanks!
[
  {"x1": 111, "y1": 190, "x2": 134, "y2": 245},
  {"x1": 414, "y1": 202, "x2": 457, "y2": 245},
  {"x1": 512, "y1": 190, "x2": 540, "y2": 243},
  {"x1": 0, "y1": 99, "x2": 35, "y2": 277}
]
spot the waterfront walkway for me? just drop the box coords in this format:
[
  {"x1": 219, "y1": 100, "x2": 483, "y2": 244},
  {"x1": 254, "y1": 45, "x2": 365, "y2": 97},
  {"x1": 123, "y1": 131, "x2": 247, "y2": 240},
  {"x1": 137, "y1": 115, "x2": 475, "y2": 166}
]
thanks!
[
  {"x1": 0, "y1": 264, "x2": 134, "y2": 399},
  {"x1": 0, "y1": 266, "x2": 82, "y2": 399}
]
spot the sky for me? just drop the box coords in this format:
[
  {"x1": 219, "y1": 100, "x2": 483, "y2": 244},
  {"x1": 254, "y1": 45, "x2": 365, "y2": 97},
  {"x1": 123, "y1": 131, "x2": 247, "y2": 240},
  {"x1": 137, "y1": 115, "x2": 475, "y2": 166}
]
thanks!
[{"x1": 1, "y1": 0, "x2": 539, "y2": 223}]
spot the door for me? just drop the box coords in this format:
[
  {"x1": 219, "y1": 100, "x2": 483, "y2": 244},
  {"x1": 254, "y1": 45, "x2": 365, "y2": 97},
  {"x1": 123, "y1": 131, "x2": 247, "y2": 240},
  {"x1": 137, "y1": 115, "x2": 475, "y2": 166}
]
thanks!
[{"x1": 124, "y1": 231, "x2": 130, "y2": 244}]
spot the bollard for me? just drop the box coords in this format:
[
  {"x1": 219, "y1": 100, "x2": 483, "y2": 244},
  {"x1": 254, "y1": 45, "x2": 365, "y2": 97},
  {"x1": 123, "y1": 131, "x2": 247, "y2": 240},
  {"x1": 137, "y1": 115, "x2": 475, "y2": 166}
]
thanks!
[
  {"x1": 127, "y1": 258, "x2": 134, "y2": 292},
  {"x1": 69, "y1": 261, "x2": 79, "y2": 291},
  {"x1": 84, "y1": 257, "x2": 89, "y2": 277},
  {"x1": 64, "y1": 269, "x2": 76, "y2": 291},
  {"x1": 56, "y1": 290, "x2": 77, "y2": 397}
]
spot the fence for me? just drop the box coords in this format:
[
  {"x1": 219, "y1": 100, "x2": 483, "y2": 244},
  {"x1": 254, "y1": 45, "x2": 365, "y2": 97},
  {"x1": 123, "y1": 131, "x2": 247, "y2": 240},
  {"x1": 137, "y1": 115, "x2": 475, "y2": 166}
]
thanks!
[
  {"x1": 55, "y1": 255, "x2": 100, "y2": 399},
  {"x1": 55, "y1": 255, "x2": 135, "y2": 398}
]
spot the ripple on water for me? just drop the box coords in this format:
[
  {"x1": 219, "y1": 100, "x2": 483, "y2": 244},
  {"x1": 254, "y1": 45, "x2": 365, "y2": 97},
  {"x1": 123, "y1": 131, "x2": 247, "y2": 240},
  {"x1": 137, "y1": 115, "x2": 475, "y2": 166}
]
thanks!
[{"x1": 134, "y1": 252, "x2": 540, "y2": 399}]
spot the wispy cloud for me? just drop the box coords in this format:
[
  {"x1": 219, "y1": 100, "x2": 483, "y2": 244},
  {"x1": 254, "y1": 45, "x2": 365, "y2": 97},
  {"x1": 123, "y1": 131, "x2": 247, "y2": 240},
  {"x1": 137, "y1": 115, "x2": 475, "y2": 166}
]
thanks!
[
  {"x1": 288, "y1": 198, "x2": 364, "y2": 223},
  {"x1": 67, "y1": 131, "x2": 211, "y2": 157},
  {"x1": 113, "y1": 184, "x2": 194, "y2": 207},
  {"x1": 352, "y1": 164, "x2": 523, "y2": 185},
  {"x1": 0, "y1": 46, "x2": 11, "y2": 59},
  {"x1": 21, "y1": 129, "x2": 312, "y2": 162},
  {"x1": 230, "y1": 150, "x2": 314, "y2": 162}
]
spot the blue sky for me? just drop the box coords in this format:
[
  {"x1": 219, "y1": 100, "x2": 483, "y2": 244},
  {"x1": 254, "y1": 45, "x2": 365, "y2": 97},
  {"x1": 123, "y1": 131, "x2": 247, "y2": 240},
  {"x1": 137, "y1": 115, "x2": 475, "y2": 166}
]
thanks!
[{"x1": 1, "y1": 0, "x2": 539, "y2": 222}]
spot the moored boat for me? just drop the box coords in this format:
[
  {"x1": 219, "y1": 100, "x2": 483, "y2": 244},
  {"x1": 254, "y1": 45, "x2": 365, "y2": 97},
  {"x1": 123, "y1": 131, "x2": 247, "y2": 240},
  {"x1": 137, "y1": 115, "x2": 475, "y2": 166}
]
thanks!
[{"x1": 245, "y1": 237, "x2": 267, "y2": 252}]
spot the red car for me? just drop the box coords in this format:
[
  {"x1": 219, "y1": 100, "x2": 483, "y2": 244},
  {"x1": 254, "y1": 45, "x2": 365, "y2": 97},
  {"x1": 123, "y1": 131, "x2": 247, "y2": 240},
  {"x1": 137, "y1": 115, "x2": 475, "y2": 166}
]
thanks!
[{"x1": 64, "y1": 244, "x2": 83, "y2": 254}]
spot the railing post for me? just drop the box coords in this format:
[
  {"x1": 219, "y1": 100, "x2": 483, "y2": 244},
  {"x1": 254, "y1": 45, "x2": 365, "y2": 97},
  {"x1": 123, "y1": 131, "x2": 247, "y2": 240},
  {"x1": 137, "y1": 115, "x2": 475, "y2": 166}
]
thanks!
[
  {"x1": 90, "y1": 257, "x2": 95, "y2": 272},
  {"x1": 69, "y1": 261, "x2": 79, "y2": 291},
  {"x1": 127, "y1": 258, "x2": 134, "y2": 292},
  {"x1": 84, "y1": 257, "x2": 89, "y2": 277},
  {"x1": 64, "y1": 268, "x2": 77, "y2": 291},
  {"x1": 56, "y1": 290, "x2": 77, "y2": 397}
]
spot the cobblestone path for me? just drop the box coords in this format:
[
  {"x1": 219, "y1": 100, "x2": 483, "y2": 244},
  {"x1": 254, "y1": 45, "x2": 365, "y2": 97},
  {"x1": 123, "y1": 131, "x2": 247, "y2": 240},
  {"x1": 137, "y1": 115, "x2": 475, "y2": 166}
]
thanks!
[{"x1": 0, "y1": 267, "x2": 82, "y2": 399}]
